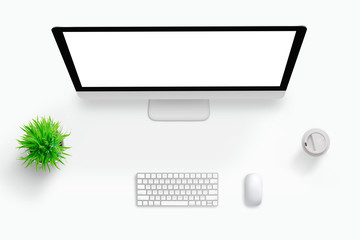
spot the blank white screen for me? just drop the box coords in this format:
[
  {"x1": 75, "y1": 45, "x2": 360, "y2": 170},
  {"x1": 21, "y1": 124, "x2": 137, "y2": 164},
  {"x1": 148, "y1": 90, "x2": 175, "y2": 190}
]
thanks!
[{"x1": 64, "y1": 31, "x2": 296, "y2": 87}]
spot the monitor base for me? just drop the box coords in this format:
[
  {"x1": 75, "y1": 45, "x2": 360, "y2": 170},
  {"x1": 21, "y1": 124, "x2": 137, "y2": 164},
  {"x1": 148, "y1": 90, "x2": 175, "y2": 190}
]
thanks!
[{"x1": 148, "y1": 99, "x2": 210, "y2": 121}]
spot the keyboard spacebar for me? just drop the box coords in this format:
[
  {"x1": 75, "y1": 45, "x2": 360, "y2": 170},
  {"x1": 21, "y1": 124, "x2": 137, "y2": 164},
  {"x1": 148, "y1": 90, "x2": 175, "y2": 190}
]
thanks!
[{"x1": 161, "y1": 201, "x2": 188, "y2": 206}]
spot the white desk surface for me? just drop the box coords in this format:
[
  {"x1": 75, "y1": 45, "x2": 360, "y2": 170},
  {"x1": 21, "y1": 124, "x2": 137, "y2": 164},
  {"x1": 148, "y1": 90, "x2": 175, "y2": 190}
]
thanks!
[{"x1": 1, "y1": 1, "x2": 360, "y2": 239}]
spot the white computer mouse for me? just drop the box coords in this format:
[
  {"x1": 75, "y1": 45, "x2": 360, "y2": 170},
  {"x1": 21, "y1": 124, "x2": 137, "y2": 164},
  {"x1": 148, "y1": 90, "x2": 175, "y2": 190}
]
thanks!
[{"x1": 244, "y1": 173, "x2": 262, "y2": 207}]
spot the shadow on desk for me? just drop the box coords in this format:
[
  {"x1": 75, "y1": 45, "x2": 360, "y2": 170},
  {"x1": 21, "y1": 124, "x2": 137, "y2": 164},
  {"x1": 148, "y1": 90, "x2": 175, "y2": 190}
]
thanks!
[
  {"x1": 212, "y1": 98, "x2": 281, "y2": 110},
  {"x1": 75, "y1": 97, "x2": 281, "y2": 111},
  {"x1": 1, "y1": 154, "x2": 53, "y2": 199},
  {"x1": 77, "y1": 98, "x2": 146, "y2": 111},
  {"x1": 292, "y1": 149, "x2": 322, "y2": 175}
]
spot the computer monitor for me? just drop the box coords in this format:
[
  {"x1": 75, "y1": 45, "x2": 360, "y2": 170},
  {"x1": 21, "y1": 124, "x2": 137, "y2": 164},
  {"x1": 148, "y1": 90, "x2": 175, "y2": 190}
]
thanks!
[{"x1": 52, "y1": 26, "x2": 306, "y2": 121}]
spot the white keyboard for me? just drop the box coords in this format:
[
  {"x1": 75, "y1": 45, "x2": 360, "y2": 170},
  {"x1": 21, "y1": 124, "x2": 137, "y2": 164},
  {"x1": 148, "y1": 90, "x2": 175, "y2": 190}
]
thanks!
[{"x1": 136, "y1": 173, "x2": 218, "y2": 207}]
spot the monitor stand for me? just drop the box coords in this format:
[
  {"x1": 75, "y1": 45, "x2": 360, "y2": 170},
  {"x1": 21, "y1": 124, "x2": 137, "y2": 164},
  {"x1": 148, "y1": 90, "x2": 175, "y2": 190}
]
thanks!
[{"x1": 148, "y1": 99, "x2": 210, "y2": 121}]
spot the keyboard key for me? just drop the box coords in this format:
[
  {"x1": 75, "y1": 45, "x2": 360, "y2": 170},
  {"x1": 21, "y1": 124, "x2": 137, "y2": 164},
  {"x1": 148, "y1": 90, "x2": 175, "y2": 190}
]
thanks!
[
  {"x1": 209, "y1": 190, "x2": 217, "y2": 195},
  {"x1": 138, "y1": 196, "x2": 149, "y2": 200},
  {"x1": 206, "y1": 195, "x2": 217, "y2": 200},
  {"x1": 138, "y1": 174, "x2": 145, "y2": 178},
  {"x1": 161, "y1": 201, "x2": 188, "y2": 206}
]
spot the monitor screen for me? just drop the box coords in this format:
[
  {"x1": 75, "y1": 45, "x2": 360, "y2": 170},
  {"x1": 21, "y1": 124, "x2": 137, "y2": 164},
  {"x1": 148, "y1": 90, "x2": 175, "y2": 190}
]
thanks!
[{"x1": 53, "y1": 27, "x2": 306, "y2": 91}]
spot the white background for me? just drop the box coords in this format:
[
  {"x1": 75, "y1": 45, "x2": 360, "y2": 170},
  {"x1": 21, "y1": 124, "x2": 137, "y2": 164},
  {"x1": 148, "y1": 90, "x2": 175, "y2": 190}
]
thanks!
[
  {"x1": 0, "y1": 1, "x2": 359, "y2": 240},
  {"x1": 65, "y1": 31, "x2": 294, "y2": 87}
]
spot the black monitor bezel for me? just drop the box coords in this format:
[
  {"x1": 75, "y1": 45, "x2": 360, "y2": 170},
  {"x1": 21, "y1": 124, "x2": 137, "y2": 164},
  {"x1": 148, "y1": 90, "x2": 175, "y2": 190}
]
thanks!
[{"x1": 52, "y1": 26, "x2": 306, "y2": 92}]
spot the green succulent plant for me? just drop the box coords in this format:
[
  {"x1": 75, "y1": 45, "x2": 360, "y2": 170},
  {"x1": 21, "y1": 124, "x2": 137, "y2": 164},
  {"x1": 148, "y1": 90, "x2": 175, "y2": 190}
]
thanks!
[{"x1": 17, "y1": 116, "x2": 71, "y2": 172}]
